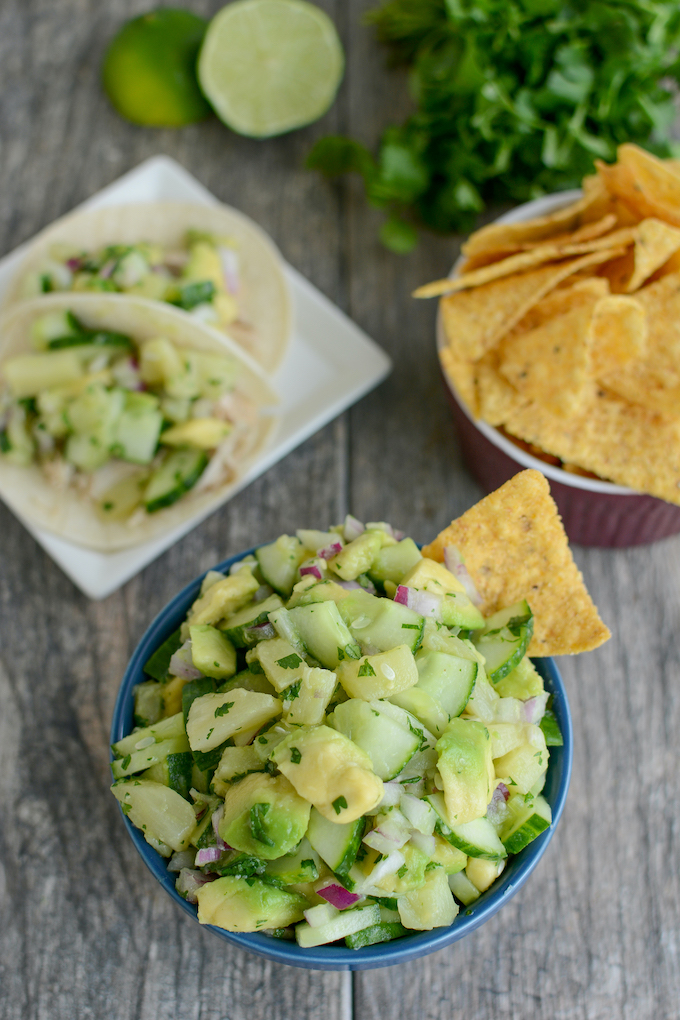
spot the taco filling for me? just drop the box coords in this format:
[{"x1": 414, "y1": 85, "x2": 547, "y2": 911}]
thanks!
[
  {"x1": 21, "y1": 231, "x2": 243, "y2": 334},
  {"x1": 0, "y1": 308, "x2": 260, "y2": 523}
]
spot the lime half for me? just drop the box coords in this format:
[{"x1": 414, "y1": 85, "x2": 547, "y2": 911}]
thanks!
[
  {"x1": 103, "y1": 9, "x2": 211, "y2": 128},
  {"x1": 198, "y1": 0, "x2": 344, "y2": 138}
]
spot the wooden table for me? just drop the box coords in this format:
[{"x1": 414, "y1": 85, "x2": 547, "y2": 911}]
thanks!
[{"x1": 1, "y1": 2, "x2": 679, "y2": 1017}]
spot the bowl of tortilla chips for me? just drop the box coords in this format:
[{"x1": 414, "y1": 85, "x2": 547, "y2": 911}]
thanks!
[{"x1": 418, "y1": 144, "x2": 680, "y2": 547}]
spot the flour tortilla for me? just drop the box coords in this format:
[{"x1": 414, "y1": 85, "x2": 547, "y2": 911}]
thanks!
[
  {"x1": 0, "y1": 293, "x2": 279, "y2": 552},
  {"x1": 3, "y1": 201, "x2": 291, "y2": 373}
]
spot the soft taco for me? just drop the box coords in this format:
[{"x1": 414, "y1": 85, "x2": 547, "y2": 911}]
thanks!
[
  {"x1": 0, "y1": 293, "x2": 278, "y2": 552},
  {"x1": 3, "y1": 201, "x2": 291, "y2": 372}
]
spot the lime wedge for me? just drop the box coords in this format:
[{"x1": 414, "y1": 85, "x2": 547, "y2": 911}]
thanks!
[
  {"x1": 103, "y1": 9, "x2": 211, "y2": 128},
  {"x1": 198, "y1": 0, "x2": 344, "y2": 138}
]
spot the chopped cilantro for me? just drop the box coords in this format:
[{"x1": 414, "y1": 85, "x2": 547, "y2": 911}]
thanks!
[
  {"x1": 276, "y1": 653, "x2": 302, "y2": 670},
  {"x1": 358, "y1": 660, "x2": 376, "y2": 677},
  {"x1": 332, "y1": 796, "x2": 348, "y2": 815},
  {"x1": 289, "y1": 747, "x2": 302, "y2": 764},
  {"x1": 214, "y1": 702, "x2": 234, "y2": 718}
]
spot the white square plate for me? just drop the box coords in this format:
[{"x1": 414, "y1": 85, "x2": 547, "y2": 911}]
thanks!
[{"x1": 0, "y1": 156, "x2": 392, "y2": 598}]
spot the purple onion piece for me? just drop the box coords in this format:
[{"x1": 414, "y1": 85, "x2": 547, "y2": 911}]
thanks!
[
  {"x1": 175, "y1": 868, "x2": 217, "y2": 904},
  {"x1": 195, "y1": 846, "x2": 223, "y2": 866},
  {"x1": 343, "y1": 515, "x2": 365, "y2": 542},
  {"x1": 443, "y1": 546, "x2": 483, "y2": 607},
  {"x1": 319, "y1": 542, "x2": 343, "y2": 560},
  {"x1": 300, "y1": 564, "x2": 323, "y2": 580},
  {"x1": 169, "y1": 642, "x2": 203, "y2": 681},
  {"x1": 66, "y1": 258, "x2": 82, "y2": 271},
  {"x1": 395, "y1": 585, "x2": 442, "y2": 620},
  {"x1": 219, "y1": 247, "x2": 240, "y2": 294},
  {"x1": 316, "y1": 883, "x2": 361, "y2": 910}
]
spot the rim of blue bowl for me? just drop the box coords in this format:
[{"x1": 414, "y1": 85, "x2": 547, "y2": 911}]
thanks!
[{"x1": 111, "y1": 546, "x2": 573, "y2": 971}]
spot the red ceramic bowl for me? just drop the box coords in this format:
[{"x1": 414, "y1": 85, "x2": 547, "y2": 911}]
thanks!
[{"x1": 437, "y1": 192, "x2": 680, "y2": 548}]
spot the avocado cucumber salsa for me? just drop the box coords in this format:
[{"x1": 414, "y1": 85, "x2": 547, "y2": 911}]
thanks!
[
  {"x1": 111, "y1": 518, "x2": 562, "y2": 948},
  {"x1": 0, "y1": 308, "x2": 256, "y2": 521}
]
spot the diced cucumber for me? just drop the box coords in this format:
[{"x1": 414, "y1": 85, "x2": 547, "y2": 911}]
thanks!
[
  {"x1": 345, "y1": 921, "x2": 408, "y2": 948},
  {"x1": 132, "y1": 680, "x2": 163, "y2": 727},
  {"x1": 143, "y1": 628, "x2": 182, "y2": 682},
  {"x1": 306, "y1": 807, "x2": 364, "y2": 883},
  {"x1": 415, "y1": 651, "x2": 477, "y2": 717},
  {"x1": 296, "y1": 903, "x2": 380, "y2": 948},
  {"x1": 144, "y1": 448, "x2": 208, "y2": 513},
  {"x1": 142, "y1": 750, "x2": 194, "y2": 800},
  {"x1": 112, "y1": 711, "x2": 186, "y2": 757},
  {"x1": 295, "y1": 529, "x2": 340, "y2": 553},
  {"x1": 389, "y1": 686, "x2": 448, "y2": 737},
  {"x1": 256, "y1": 536, "x2": 308, "y2": 597},
  {"x1": 189, "y1": 625, "x2": 237, "y2": 680},
  {"x1": 197, "y1": 875, "x2": 307, "y2": 931},
  {"x1": 187, "y1": 568, "x2": 260, "y2": 628},
  {"x1": 367, "y1": 538, "x2": 422, "y2": 586},
  {"x1": 111, "y1": 391, "x2": 163, "y2": 464},
  {"x1": 267, "y1": 606, "x2": 308, "y2": 658},
  {"x1": 493, "y1": 726, "x2": 548, "y2": 794},
  {"x1": 439, "y1": 592, "x2": 485, "y2": 630},
  {"x1": 182, "y1": 677, "x2": 217, "y2": 725},
  {"x1": 212, "y1": 745, "x2": 264, "y2": 797},
  {"x1": 160, "y1": 417, "x2": 231, "y2": 450},
  {"x1": 473, "y1": 600, "x2": 534, "y2": 683},
  {"x1": 111, "y1": 733, "x2": 190, "y2": 779},
  {"x1": 329, "y1": 531, "x2": 383, "y2": 581},
  {"x1": 217, "y1": 669, "x2": 276, "y2": 698},
  {"x1": 339, "y1": 589, "x2": 424, "y2": 653},
  {"x1": 448, "y1": 871, "x2": 480, "y2": 906},
  {"x1": 540, "y1": 708, "x2": 563, "y2": 746},
  {"x1": 264, "y1": 838, "x2": 320, "y2": 885},
  {"x1": 500, "y1": 793, "x2": 552, "y2": 853},
  {"x1": 425, "y1": 794, "x2": 506, "y2": 861},
  {"x1": 111, "y1": 780, "x2": 197, "y2": 853},
  {"x1": 332, "y1": 699, "x2": 421, "y2": 780},
  {"x1": 287, "y1": 579, "x2": 349, "y2": 609},
  {"x1": 221, "y1": 595, "x2": 284, "y2": 648},
  {"x1": 288, "y1": 601, "x2": 360, "y2": 669}
]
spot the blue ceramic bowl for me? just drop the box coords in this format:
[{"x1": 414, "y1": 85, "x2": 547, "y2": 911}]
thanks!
[{"x1": 111, "y1": 547, "x2": 573, "y2": 971}]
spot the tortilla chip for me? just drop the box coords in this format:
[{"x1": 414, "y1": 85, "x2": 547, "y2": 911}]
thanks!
[
  {"x1": 597, "y1": 248, "x2": 636, "y2": 293},
  {"x1": 461, "y1": 177, "x2": 614, "y2": 259},
  {"x1": 504, "y1": 390, "x2": 680, "y2": 506},
  {"x1": 499, "y1": 303, "x2": 595, "y2": 417},
  {"x1": 422, "y1": 470, "x2": 610, "y2": 655},
  {"x1": 415, "y1": 228, "x2": 634, "y2": 299},
  {"x1": 474, "y1": 352, "x2": 527, "y2": 425},
  {"x1": 439, "y1": 345, "x2": 479, "y2": 417},
  {"x1": 590, "y1": 295, "x2": 647, "y2": 376},
  {"x1": 513, "y1": 278, "x2": 608, "y2": 334},
  {"x1": 597, "y1": 145, "x2": 680, "y2": 228},
  {"x1": 626, "y1": 218, "x2": 680, "y2": 292},
  {"x1": 440, "y1": 248, "x2": 627, "y2": 361},
  {"x1": 600, "y1": 273, "x2": 680, "y2": 416}
]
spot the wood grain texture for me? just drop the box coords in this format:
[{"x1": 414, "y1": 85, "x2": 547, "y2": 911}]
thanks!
[{"x1": 0, "y1": 1, "x2": 679, "y2": 1018}]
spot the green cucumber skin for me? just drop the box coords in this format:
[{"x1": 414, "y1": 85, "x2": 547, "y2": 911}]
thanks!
[
  {"x1": 166, "y1": 751, "x2": 194, "y2": 800},
  {"x1": 334, "y1": 819, "x2": 365, "y2": 884},
  {"x1": 144, "y1": 628, "x2": 183, "y2": 682},
  {"x1": 345, "y1": 921, "x2": 408, "y2": 949},
  {"x1": 502, "y1": 813, "x2": 551, "y2": 855},
  {"x1": 145, "y1": 449, "x2": 208, "y2": 513}
]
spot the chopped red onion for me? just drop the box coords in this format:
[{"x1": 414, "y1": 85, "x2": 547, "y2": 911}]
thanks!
[
  {"x1": 318, "y1": 541, "x2": 343, "y2": 560},
  {"x1": 443, "y1": 546, "x2": 483, "y2": 607},
  {"x1": 337, "y1": 580, "x2": 363, "y2": 590},
  {"x1": 175, "y1": 868, "x2": 217, "y2": 904},
  {"x1": 486, "y1": 785, "x2": 510, "y2": 827},
  {"x1": 219, "y1": 247, "x2": 240, "y2": 294},
  {"x1": 522, "y1": 693, "x2": 550, "y2": 724},
  {"x1": 300, "y1": 564, "x2": 323, "y2": 580},
  {"x1": 316, "y1": 883, "x2": 361, "y2": 910},
  {"x1": 169, "y1": 641, "x2": 203, "y2": 681},
  {"x1": 195, "y1": 846, "x2": 223, "y2": 866},
  {"x1": 212, "y1": 805, "x2": 224, "y2": 840},
  {"x1": 497, "y1": 782, "x2": 510, "y2": 802},
  {"x1": 363, "y1": 827, "x2": 409, "y2": 855},
  {"x1": 395, "y1": 585, "x2": 442, "y2": 620},
  {"x1": 343, "y1": 515, "x2": 365, "y2": 542}
]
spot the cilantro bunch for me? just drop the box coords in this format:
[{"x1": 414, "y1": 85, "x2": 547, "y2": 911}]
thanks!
[{"x1": 307, "y1": 0, "x2": 680, "y2": 252}]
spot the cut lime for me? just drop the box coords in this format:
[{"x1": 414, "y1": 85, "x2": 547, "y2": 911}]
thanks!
[
  {"x1": 103, "y1": 9, "x2": 211, "y2": 128},
  {"x1": 198, "y1": 0, "x2": 344, "y2": 138}
]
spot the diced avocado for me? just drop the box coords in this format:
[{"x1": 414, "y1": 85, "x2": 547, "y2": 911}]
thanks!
[
  {"x1": 139, "y1": 336, "x2": 185, "y2": 387},
  {"x1": 332, "y1": 698, "x2": 420, "y2": 780},
  {"x1": 196, "y1": 875, "x2": 307, "y2": 931},
  {"x1": 187, "y1": 567, "x2": 260, "y2": 627},
  {"x1": 371, "y1": 843, "x2": 430, "y2": 895},
  {"x1": 465, "y1": 857, "x2": 505, "y2": 893},
  {"x1": 3, "y1": 349, "x2": 84, "y2": 397},
  {"x1": 111, "y1": 780, "x2": 197, "y2": 854},
  {"x1": 337, "y1": 645, "x2": 419, "y2": 701},
  {"x1": 160, "y1": 417, "x2": 232, "y2": 450},
  {"x1": 493, "y1": 724, "x2": 548, "y2": 794},
  {"x1": 397, "y1": 866, "x2": 459, "y2": 931},
  {"x1": 368, "y1": 538, "x2": 422, "y2": 585},
  {"x1": 247, "y1": 637, "x2": 306, "y2": 692},
  {"x1": 189, "y1": 625, "x2": 237, "y2": 680},
  {"x1": 430, "y1": 835, "x2": 467, "y2": 875},
  {"x1": 256, "y1": 535, "x2": 308, "y2": 598},
  {"x1": 186, "y1": 689, "x2": 282, "y2": 754},
  {"x1": 436, "y1": 718, "x2": 495, "y2": 825},
  {"x1": 328, "y1": 530, "x2": 383, "y2": 580},
  {"x1": 219, "y1": 772, "x2": 311, "y2": 860},
  {"x1": 286, "y1": 578, "x2": 349, "y2": 608},
  {"x1": 273, "y1": 725, "x2": 383, "y2": 823},
  {"x1": 494, "y1": 656, "x2": 544, "y2": 700},
  {"x1": 97, "y1": 471, "x2": 147, "y2": 521},
  {"x1": 401, "y1": 558, "x2": 466, "y2": 597},
  {"x1": 183, "y1": 240, "x2": 224, "y2": 291},
  {"x1": 288, "y1": 601, "x2": 360, "y2": 669},
  {"x1": 212, "y1": 745, "x2": 264, "y2": 797}
]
